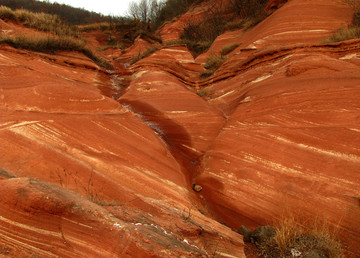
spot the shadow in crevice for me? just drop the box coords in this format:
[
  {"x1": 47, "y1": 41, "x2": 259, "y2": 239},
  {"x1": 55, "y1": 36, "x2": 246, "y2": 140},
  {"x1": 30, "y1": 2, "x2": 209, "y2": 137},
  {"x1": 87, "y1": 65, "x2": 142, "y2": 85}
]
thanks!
[{"x1": 119, "y1": 99, "x2": 198, "y2": 182}]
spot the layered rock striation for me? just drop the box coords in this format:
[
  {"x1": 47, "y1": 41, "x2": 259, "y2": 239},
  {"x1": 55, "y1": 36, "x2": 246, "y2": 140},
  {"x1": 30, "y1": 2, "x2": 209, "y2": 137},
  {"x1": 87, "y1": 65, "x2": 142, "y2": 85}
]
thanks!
[{"x1": 0, "y1": 0, "x2": 359, "y2": 257}]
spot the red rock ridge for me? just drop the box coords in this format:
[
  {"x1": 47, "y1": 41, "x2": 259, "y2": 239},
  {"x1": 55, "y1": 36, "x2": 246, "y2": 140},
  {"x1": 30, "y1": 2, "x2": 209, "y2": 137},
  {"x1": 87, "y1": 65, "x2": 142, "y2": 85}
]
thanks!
[
  {"x1": 0, "y1": 39, "x2": 243, "y2": 257},
  {"x1": 0, "y1": 0, "x2": 359, "y2": 256}
]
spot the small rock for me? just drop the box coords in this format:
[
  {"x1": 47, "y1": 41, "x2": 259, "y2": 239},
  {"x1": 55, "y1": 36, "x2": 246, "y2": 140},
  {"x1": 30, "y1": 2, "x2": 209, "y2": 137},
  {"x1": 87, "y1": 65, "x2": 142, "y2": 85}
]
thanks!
[
  {"x1": 192, "y1": 184, "x2": 202, "y2": 192},
  {"x1": 291, "y1": 248, "x2": 302, "y2": 257}
]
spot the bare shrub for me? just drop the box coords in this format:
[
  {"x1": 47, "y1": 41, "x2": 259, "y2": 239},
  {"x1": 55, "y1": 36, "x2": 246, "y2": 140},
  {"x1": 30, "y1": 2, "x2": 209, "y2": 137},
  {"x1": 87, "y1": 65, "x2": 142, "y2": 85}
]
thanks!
[
  {"x1": 229, "y1": 0, "x2": 269, "y2": 19},
  {"x1": 153, "y1": 0, "x2": 207, "y2": 29},
  {"x1": 181, "y1": 12, "x2": 226, "y2": 56}
]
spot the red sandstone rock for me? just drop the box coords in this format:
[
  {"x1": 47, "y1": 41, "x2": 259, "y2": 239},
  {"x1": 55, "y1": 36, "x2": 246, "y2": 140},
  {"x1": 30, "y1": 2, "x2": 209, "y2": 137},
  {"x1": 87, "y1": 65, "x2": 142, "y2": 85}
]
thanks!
[
  {"x1": 0, "y1": 41, "x2": 243, "y2": 256},
  {"x1": 265, "y1": 0, "x2": 288, "y2": 12},
  {"x1": 194, "y1": 1, "x2": 360, "y2": 256},
  {"x1": 196, "y1": 0, "x2": 353, "y2": 63},
  {"x1": 1, "y1": 0, "x2": 360, "y2": 256}
]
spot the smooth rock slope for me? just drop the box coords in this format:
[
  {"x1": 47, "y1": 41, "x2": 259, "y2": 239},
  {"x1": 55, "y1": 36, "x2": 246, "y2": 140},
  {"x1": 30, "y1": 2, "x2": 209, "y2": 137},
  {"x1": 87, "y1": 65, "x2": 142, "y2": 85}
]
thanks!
[{"x1": 0, "y1": 0, "x2": 359, "y2": 256}]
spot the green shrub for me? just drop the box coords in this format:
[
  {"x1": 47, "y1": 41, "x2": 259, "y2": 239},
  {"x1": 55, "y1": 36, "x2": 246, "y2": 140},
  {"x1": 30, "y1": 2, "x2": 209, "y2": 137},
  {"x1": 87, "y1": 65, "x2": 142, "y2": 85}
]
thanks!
[{"x1": 220, "y1": 43, "x2": 241, "y2": 56}]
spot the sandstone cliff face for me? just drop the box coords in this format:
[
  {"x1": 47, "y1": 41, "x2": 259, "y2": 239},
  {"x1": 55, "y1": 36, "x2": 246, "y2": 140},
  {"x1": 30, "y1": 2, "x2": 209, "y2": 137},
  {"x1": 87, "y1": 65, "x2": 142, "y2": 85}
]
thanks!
[
  {"x1": 0, "y1": 0, "x2": 359, "y2": 257},
  {"x1": 193, "y1": 0, "x2": 360, "y2": 256}
]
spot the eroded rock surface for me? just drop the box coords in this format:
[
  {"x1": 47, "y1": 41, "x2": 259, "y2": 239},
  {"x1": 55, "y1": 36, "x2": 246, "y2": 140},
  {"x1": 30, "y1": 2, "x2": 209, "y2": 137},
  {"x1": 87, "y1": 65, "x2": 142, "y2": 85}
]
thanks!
[
  {"x1": 0, "y1": 42, "x2": 243, "y2": 257},
  {"x1": 193, "y1": 0, "x2": 360, "y2": 256},
  {"x1": 1, "y1": 0, "x2": 360, "y2": 256}
]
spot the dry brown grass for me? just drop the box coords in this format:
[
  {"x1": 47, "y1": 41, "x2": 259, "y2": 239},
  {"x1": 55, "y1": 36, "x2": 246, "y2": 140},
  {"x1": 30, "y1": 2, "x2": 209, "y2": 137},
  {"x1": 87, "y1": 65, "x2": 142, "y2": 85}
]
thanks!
[
  {"x1": 0, "y1": 7, "x2": 113, "y2": 68},
  {"x1": 325, "y1": 0, "x2": 360, "y2": 42},
  {"x1": 257, "y1": 214, "x2": 343, "y2": 258},
  {"x1": 0, "y1": 34, "x2": 112, "y2": 69},
  {"x1": 196, "y1": 88, "x2": 213, "y2": 97},
  {"x1": 130, "y1": 46, "x2": 160, "y2": 65},
  {"x1": 0, "y1": 34, "x2": 84, "y2": 52},
  {"x1": 220, "y1": 43, "x2": 241, "y2": 56},
  {"x1": 77, "y1": 22, "x2": 111, "y2": 32},
  {"x1": 345, "y1": 0, "x2": 360, "y2": 12},
  {"x1": 0, "y1": 6, "x2": 16, "y2": 20},
  {"x1": 201, "y1": 54, "x2": 227, "y2": 78},
  {"x1": 0, "y1": 6, "x2": 78, "y2": 37},
  {"x1": 324, "y1": 27, "x2": 360, "y2": 43},
  {"x1": 204, "y1": 54, "x2": 227, "y2": 70}
]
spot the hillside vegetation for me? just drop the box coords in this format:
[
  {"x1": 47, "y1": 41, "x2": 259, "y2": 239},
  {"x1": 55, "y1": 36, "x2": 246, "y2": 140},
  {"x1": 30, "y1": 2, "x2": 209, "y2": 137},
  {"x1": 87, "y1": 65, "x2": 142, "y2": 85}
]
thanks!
[
  {"x1": 0, "y1": 6, "x2": 111, "y2": 68},
  {"x1": 0, "y1": 0, "x2": 115, "y2": 25}
]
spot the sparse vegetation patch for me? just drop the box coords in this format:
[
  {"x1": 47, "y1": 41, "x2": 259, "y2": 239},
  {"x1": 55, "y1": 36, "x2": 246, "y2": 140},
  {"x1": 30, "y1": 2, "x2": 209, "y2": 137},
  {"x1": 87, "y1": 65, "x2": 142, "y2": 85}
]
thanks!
[
  {"x1": 130, "y1": 46, "x2": 160, "y2": 64},
  {"x1": 324, "y1": 0, "x2": 360, "y2": 42},
  {"x1": 220, "y1": 43, "x2": 241, "y2": 56},
  {"x1": 180, "y1": 0, "x2": 269, "y2": 56},
  {"x1": 201, "y1": 54, "x2": 227, "y2": 78},
  {"x1": 240, "y1": 215, "x2": 343, "y2": 258},
  {"x1": 0, "y1": 6, "x2": 78, "y2": 37},
  {"x1": 324, "y1": 27, "x2": 360, "y2": 43},
  {"x1": 0, "y1": 34, "x2": 112, "y2": 69}
]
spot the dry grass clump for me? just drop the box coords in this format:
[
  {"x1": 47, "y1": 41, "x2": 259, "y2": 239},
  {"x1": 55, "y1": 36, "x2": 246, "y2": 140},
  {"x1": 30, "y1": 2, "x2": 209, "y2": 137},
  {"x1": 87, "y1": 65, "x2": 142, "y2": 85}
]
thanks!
[
  {"x1": 0, "y1": 6, "x2": 16, "y2": 20},
  {"x1": 324, "y1": 27, "x2": 360, "y2": 43},
  {"x1": 77, "y1": 22, "x2": 111, "y2": 32},
  {"x1": 130, "y1": 46, "x2": 160, "y2": 65},
  {"x1": 196, "y1": 88, "x2": 213, "y2": 97},
  {"x1": 204, "y1": 54, "x2": 228, "y2": 70},
  {"x1": 180, "y1": 0, "x2": 269, "y2": 56},
  {"x1": 257, "y1": 215, "x2": 343, "y2": 258},
  {"x1": 0, "y1": 6, "x2": 78, "y2": 37},
  {"x1": 220, "y1": 43, "x2": 241, "y2": 56},
  {"x1": 346, "y1": 0, "x2": 360, "y2": 26},
  {"x1": 201, "y1": 54, "x2": 227, "y2": 78},
  {"x1": 0, "y1": 34, "x2": 112, "y2": 69},
  {"x1": 345, "y1": 0, "x2": 360, "y2": 12},
  {"x1": 324, "y1": 0, "x2": 360, "y2": 42},
  {"x1": 0, "y1": 34, "x2": 84, "y2": 52}
]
